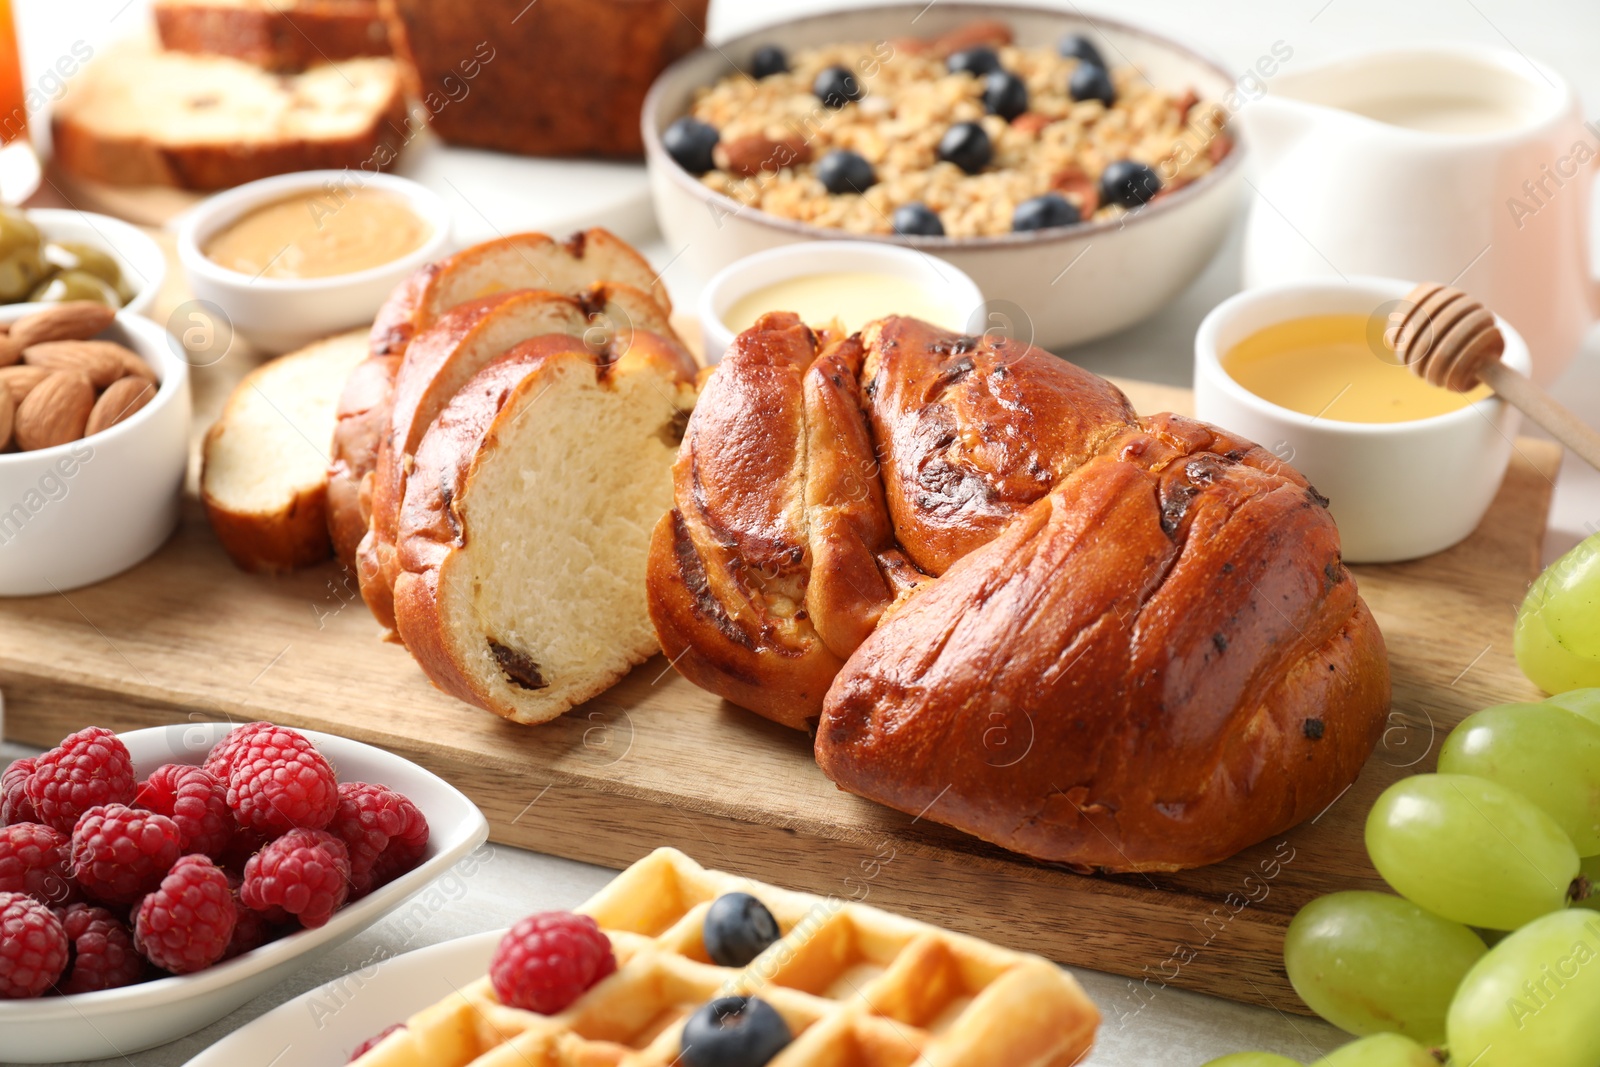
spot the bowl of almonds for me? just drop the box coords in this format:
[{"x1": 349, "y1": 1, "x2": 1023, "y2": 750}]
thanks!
[{"x1": 0, "y1": 301, "x2": 190, "y2": 595}]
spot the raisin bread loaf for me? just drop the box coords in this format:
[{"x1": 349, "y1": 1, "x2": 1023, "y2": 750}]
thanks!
[
  {"x1": 393, "y1": 338, "x2": 698, "y2": 723},
  {"x1": 51, "y1": 39, "x2": 404, "y2": 190},
  {"x1": 154, "y1": 0, "x2": 390, "y2": 71}
]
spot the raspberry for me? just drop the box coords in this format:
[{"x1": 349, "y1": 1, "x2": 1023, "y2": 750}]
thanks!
[
  {"x1": 133, "y1": 855, "x2": 237, "y2": 975},
  {"x1": 136, "y1": 764, "x2": 236, "y2": 862},
  {"x1": 489, "y1": 912, "x2": 616, "y2": 1014},
  {"x1": 26, "y1": 727, "x2": 137, "y2": 834},
  {"x1": 226, "y1": 728, "x2": 338, "y2": 837},
  {"x1": 327, "y1": 783, "x2": 429, "y2": 898},
  {"x1": 0, "y1": 824, "x2": 79, "y2": 907},
  {"x1": 349, "y1": 1023, "x2": 406, "y2": 1061},
  {"x1": 70, "y1": 805, "x2": 182, "y2": 906},
  {"x1": 221, "y1": 871, "x2": 279, "y2": 958},
  {"x1": 240, "y1": 829, "x2": 350, "y2": 929},
  {"x1": 56, "y1": 904, "x2": 144, "y2": 994},
  {"x1": 2, "y1": 758, "x2": 39, "y2": 825},
  {"x1": 201, "y1": 722, "x2": 278, "y2": 781},
  {"x1": 0, "y1": 890, "x2": 67, "y2": 998}
]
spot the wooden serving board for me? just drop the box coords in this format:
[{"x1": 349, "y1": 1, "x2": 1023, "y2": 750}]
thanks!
[{"x1": 0, "y1": 295, "x2": 1560, "y2": 1014}]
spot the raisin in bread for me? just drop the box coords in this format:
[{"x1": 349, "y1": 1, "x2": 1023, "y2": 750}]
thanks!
[
  {"x1": 51, "y1": 39, "x2": 404, "y2": 190},
  {"x1": 327, "y1": 229, "x2": 669, "y2": 567},
  {"x1": 392, "y1": 338, "x2": 698, "y2": 723},
  {"x1": 201, "y1": 330, "x2": 369, "y2": 572},
  {"x1": 154, "y1": 0, "x2": 390, "y2": 71}
]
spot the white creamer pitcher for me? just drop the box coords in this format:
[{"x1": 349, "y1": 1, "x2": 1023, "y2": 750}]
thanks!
[{"x1": 1239, "y1": 45, "x2": 1598, "y2": 384}]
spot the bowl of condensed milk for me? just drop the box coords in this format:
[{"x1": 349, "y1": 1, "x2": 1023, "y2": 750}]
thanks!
[
  {"x1": 178, "y1": 170, "x2": 451, "y2": 354},
  {"x1": 1194, "y1": 276, "x2": 1530, "y2": 564}
]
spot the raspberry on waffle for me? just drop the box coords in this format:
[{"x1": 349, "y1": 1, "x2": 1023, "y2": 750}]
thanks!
[{"x1": 349, "y1": 848, "x2": 1099, "y2": 1065}]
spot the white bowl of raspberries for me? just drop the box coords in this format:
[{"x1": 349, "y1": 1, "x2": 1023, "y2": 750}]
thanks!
[{"x1": 0, "y1": 721, "x2": 489, "y2": 1063}]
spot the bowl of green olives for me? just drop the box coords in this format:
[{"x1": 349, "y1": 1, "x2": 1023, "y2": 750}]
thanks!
[{"x1": 0, "y1": 207, "x2": 166, "y2": 317}]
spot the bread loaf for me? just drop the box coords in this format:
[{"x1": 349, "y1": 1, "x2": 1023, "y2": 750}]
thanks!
[
  {"x1": 327, "y1": 229, "x2": 669, "y2": 567},
  {"x1": 154, "y1": 0, "x2": 390, "y2": 70},
  {"x1": 201, "y1": 330, "x2": 369, "y2": 572},
  {"x1": 51, "y1": 39, "x2": 404, "y2": 190},
  {"x1": 648, "y1": 314, "x2": 1391, "y2": 872},
  {"x1": 393, "y1": 337, "x2": 697, "y2": 723}
]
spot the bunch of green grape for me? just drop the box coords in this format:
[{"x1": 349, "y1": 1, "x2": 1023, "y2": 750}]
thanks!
[
  {"x1": 1516, "y1": 532, "x2": 1600, "y2": 692},
  {"x1": 1202, "y1": 691, "x2": 1600, "y2": 1067}
]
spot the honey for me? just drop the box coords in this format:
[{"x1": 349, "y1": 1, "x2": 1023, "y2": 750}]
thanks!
[{"x1": 1222, "y1": 313, "x2": 1490, "y2": 423}]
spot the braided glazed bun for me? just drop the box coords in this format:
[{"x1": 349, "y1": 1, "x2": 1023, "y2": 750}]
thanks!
[{"x1": 647, "y1": 314, "x2": 1390, "y2": 872}]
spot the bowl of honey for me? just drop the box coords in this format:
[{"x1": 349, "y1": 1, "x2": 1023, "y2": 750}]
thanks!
[{"x1": 1194, "y1": 276, "x2": 1530, "y2": 563}]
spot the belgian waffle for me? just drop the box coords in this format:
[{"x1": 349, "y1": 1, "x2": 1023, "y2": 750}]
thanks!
[{"x1": 353, "y1": 847, "x2": 1099, "y2": 1066}]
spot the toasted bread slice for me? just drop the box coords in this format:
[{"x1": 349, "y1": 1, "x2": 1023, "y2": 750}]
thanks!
[
  {"x1": 202, "y1": 330, "x2": 369, "y2": 572},
  {"x1": 327, "y1": 229, "x2": 668, "y2": 567},
  {"x1": 51, "y1": 39, "x2": 405, "y2": 190},
  {"x1": 154, "y1": 0, "x2": 390, "y2": 70},
  {"x1": 392, "y1": 340, "x2": 697, "y2": 723}
]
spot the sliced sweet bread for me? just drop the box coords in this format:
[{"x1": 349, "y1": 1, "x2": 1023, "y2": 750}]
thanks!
[
  {"x1": 201, "y1": 329, "x2": 369, "y2": 572},
  {"x1": 51, "y1": 38, "x2": 404, "y2": 190},
  {"x1": 327, "y1": 229, "x2": 668, "y2": 566},
  {"x1": 392, "y1": 340, "x2": 698, "y2": 723},
  {"x1": 357, "y1": 284, "x2": 690, "y2": 632},
  {"x1": 154, "y1": 0, "x2": 390, "y2": 70}
]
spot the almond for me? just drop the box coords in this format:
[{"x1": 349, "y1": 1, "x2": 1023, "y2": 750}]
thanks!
[
  {"x1": 24, "y1": 340, "x2": 126, "y2": 388},
  {"x1": 0, "y1": 388, "x2": 12, "y2": 451},
  {"x1": 714, "y1": 134, "x2": 813, "y2": 178},
  {"x1": 0, "y1": 364, "x2": 50, "y2": 405},
  {"x1": 0, "y1": 334, "x2": 18, "y2": 368},
  {"x1": 85, "y1": 376, "x2": 157, "y2": 437},
  {"x1": 9, "y1": 301, "x2": 117, "y2": 350},
  {"x1": 14, "y1": 370, "x2": 94, "y2": 451},
  {"x1": 115, "y1": 347, "x2": 158, "y2": 382},
  {"x1": 930, "y1": 18, "x2": 1013, "y2": 57}
]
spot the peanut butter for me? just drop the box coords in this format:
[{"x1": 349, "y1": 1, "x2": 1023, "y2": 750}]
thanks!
[{"x1": 204, "y1": 187, "x2": 430, "y2": 280}]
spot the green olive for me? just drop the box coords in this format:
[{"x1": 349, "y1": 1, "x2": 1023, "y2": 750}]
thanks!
[
  {"x1": 0, "y1": 250, "x2": 45, "y2": 303},
  {"x1": 28, "y1": 269, "x2": 119, "y2": 306},
  {"x1": 44, "y1": 241, "x2": 124, "y2": 290},
  {"x1": 0, "y1": 208, "x2": 41, "y2": 257}
]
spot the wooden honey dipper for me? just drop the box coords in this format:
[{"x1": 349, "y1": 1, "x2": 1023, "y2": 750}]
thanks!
[{"x1": 1387, "y1": 282, "x2": 1600, "y2": 471}]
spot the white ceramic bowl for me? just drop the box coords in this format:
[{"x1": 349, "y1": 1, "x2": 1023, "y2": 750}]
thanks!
[
  {"x1": 698, "y1": 241, "x2": 986, "y2": 363},
  {"x1": 1193, "y1": 277, "x2": 1529, "y2": 564},
  {"x1": 643, "y1": 1, "x2": 1245, "y2": 352},
  {"x1": 6, "y1": 209, "x2": 167, "y2": 318},
  {"x1": 0, "y1": 310, "x2": 190, "y2": 596},
  {"x1": 0, "y1": 722, "x2": 490, "y2": 1064},
  {"x1": 177, "y1": 171, "x2": 452, "y2": 355}
]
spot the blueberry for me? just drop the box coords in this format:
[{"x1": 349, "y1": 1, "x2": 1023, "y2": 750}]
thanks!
[
  {"x1": 813, "y1": 65, "x2": 863, "y2": 108},
  {"x1": 663, "y1": 117, "x2": 720, "y2": 176},
  {"x1": 816, "y1": 150, "x2": 876, "y2": 194},
  {"x1": 1100, "y1": 159, "x2": 1163, "y2": 208},
  {"x1": 681, "y1": 996, "x2": 791, "y2": 1067},
  {"x1": 937, "y1": 121, "x2": 992, "y2": 175},
  {"x1": 1069, "y1": 63, "x2": 1116, "y2": 107},
  {"x1": 1011, "y1": 193, "x2": 1081, "y2": 232},
  {"x1": 749, "y1": 45, "x2": 789, "y2": 79},
  {"x1": 946, "y1": 47, "x2": 1002, "y2": 77},
  {"x1": 1058, "y1": 33, "x2": 1107, "y2": 68},
  {"x1": 983, "y1": 70, "x2": 1029, "y2": 121},
  {"x1": 892, "y1": 202, "x2": 945, "y2": 237},
  {"x1": 703, "y1": 892, "x2": 781, "y2": 967}
]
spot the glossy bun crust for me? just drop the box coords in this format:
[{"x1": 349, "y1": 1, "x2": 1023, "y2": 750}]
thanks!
[{"x1": 648, "y1": 314, "x2": 1390, "y2": 873}]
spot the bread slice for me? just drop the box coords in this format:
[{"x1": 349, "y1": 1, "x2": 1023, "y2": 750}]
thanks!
[
  {"x1": 202, "y1": 330, "x2": 369, "y2": 572},
  {"x1": 356, "y1": 284, "x2": 694, "y2": 632},
  {"x1": 392, "y1": 340, "x2": 698, "y2": 723},
  {"x1": 328, "y1": 229, "x2": 669, "y2": 567},
  {"x1": 154, "y1": 0, "x2": 390, "y2": 70},
  {"x1": 51, "y1": 39, "x2": 405, "y2": 190}
]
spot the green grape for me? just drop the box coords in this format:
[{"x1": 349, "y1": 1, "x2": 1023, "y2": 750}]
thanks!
[
  {"x1": 1581, "y1": 855, "x2": 1600, "y2": 912},
  {"x1": 1545, "y1": 687, "x2": 1600, "y2": 729},
  {"x1": 1308, "y1": 1033, "x2": 1436, "y2": 1066},
  {"x1": 1437, "y1": 702, "x2": 1600, "y2": 854},
  {"x1": 1284, "y1": 891, "x2": 1483, "y2": 1043},
  {"x1": 1201, "y1": 1056, "x2": 1301, "y2": 1067},
  {"x1": 1448, "y1": 909, "x2": 1600, "y2": 1067},
  {"x1": 1365, "y1": 774, "x2": 1579, "y2": 929},
  {"x1": 1516, "y1": 533, "x2": 1600, "y2": 691}
]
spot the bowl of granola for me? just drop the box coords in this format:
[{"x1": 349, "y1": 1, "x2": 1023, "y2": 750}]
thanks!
[{"x1": 643, "y1": 3, "x2": 1248, "y2": 350}]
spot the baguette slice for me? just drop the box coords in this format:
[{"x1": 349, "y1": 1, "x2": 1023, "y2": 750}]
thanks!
[
  {"x1": 51, "y1": 39, "x2": 405, "y2": 190},
  {"x1": 328, "y1": 229, "x2": 668, "y2": 567},
  {"x1": 202, "y1": 330, "x2": 369, "y2": 572},
  {"x1": 393, "y1": 339, "x2": 698, "y2": 723},
  {"x1": 154, "y1": 0, "x2": 390, "y2": 70}
]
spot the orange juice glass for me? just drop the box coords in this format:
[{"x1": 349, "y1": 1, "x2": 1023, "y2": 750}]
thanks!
[{"x1": 0, "y1": 0, "x2": 23, "y2": 145}]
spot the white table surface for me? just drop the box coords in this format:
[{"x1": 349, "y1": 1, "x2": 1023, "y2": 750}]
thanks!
[{"x1": 5, "y1": 0, "x2": 1600, "y2": 1064}]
